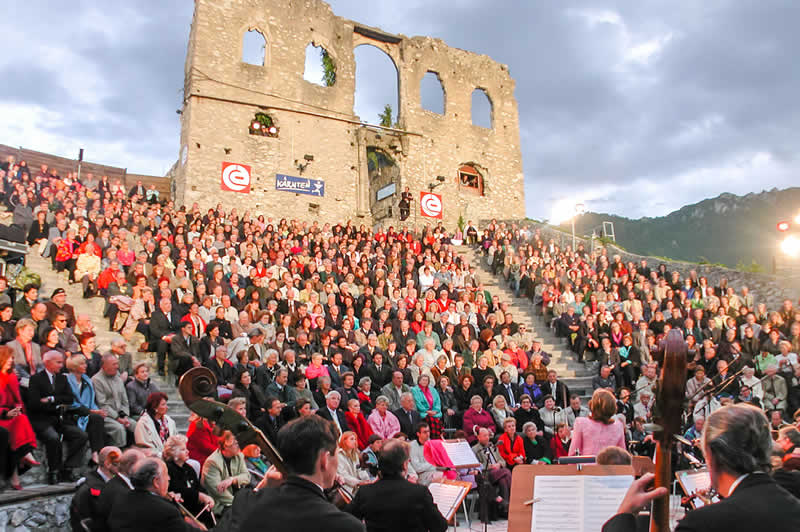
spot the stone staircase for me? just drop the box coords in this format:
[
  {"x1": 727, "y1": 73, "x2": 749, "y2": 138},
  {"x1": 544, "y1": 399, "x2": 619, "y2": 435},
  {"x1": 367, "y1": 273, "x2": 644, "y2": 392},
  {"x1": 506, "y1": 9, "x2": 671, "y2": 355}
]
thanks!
[
  {"x1": 14, "y1": 251, "x2": 192, "y2": 488},
  {"x1": 455, "y1": 245, "x2": 594, "y2": 397}
]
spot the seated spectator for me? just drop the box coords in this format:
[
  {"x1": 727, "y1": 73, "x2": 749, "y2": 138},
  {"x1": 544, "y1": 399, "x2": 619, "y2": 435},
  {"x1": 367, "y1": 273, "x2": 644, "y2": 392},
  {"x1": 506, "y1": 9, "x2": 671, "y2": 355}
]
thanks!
[
  {"x1": 393, "y1": 392, "x2": 422, "y2": 438},
  {"x1": 170, "y1": 320, "x2": 201, "y2": 379},
  {"x1": 9, "y1": 318, "x2": 42, "y2": 388},
  {"x1": 292, "y1": 373, "x2": 318, "y2": 411},
  {"x1": 472, "y1": 426, "x2": 512, "y2": 516},
  {"x1": 540, "y1": 394, "x2": 569, "y2": 439},
  {"x1": 201, "y1": 430, "x2": 250, "y2": 517},
  {"x1": 412, "y1": 374, "x2": 443, "y2": 439},
  {"x1": 550, "y1": 423, "x2": 572, "y2": 460},
  {"x1": 186, "y1": 415, "x2": 217, "y2": 467},
  {"x1": 463, "y1": 394, "x2": 497, "y2": 444},
  {"x1": 65, "y1": 353, "x2": 106, "y2": 465},
  {"x1": 77, "y1": 332, "x2": 103, "y2": 377},
  {"x1": 266, "y1": 367, "x2": 296, "y2": 407},
  {"x1": 521, "y1": 421, "x2": 550, "y2": 464},
  {"x1": 126, "y1": 362, "x2": 160, "y2": 417},
  {"x1": 497, "y1": 417, "x2": 525, "y2": 468},
  {"x1": 409, "y1": 422, "x2": 443, "y2": 486},
  {"x1": 231, "y1": 367, "x2": 267, "y2": 420},
  {"x1": 92, "y1": 353, "x2": 133, "y2": 448},
  {"x1": 163, "y1": 435, "x2": 215, "y2": 523},
  {"x1": 0, "y1": 346, "x2": 39, "y2": 488},
  {"x1": 26, "y1": 350, "x2": 88, "y2": 484},
  {"x1": 344, "y1": 398, "x2": 373, "y2": 450},
  {"x1": 74, "y1": 241, "x2": 102, "y2": 298},
  {"x1": 254, "y1": 396, "x2": 285, "y2": 445},
  {"x1": 380, "y1": 370, "x2": 410, "y2": 411},
  {"x1": 569, "y1": 389, "x2": 626, "y2": 456},
  {"x1": 490, "y1": 394, "x2": 514, "y2": 429},
  {"x1": 367, "y1": 396, "x2": 401, "y2": 439},
  {"x1": 336, "y1": 430, "x2": 370, "y2": 493},
  {"x1": 134, "y1": 392, "x2": 177, "y2": 454}
]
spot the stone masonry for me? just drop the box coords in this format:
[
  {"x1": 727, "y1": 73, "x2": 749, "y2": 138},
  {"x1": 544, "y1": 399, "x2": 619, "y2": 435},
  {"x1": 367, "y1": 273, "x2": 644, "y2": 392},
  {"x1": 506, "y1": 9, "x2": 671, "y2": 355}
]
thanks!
[{"x1": 174, "y1": 0, "x2": 525, "y2": 229}]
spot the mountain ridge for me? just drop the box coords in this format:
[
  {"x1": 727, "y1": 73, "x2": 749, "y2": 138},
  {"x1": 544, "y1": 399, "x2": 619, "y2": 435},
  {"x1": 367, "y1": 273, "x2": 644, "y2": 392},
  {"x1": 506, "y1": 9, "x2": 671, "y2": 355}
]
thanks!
[{"x1": 561, "y1": 187, "x2": 800, "y2": 268}]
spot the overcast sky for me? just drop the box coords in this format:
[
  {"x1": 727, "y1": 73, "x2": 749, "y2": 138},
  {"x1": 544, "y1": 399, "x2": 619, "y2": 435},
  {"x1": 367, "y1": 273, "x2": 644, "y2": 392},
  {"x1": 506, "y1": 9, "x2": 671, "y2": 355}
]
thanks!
[{"x1": 2, "y1": 1, "x2": 798, "y2": 222}]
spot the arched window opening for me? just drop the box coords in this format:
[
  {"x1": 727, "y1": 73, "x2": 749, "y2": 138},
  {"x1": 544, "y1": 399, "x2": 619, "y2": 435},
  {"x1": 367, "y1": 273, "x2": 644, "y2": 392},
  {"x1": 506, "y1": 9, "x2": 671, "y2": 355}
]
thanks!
[
  {"x1": 354, "y1": 45, "x2": 399, "y2": 127},
  {"x1": 241, "y1": 30, "x2": 266, "y2": 66},
  {"x1": 304, "y1": 43, "x2": 336, "y2": 86},
  {"x1": 471, "y1": 88, "x2": 493, "y2": 129},
  {"x1": 420, "y1": 71, "x2": 445, "y2": 115},
  {"x1": 459, "y1": 164, "x2": 484, "y2": 195}
]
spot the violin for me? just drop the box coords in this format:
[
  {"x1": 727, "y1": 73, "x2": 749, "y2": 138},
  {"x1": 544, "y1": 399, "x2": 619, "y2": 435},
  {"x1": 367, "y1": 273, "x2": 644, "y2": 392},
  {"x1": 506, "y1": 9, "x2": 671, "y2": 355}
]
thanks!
[{"x1": 173, "y1": 498, "x2": 209, "y2": 530}]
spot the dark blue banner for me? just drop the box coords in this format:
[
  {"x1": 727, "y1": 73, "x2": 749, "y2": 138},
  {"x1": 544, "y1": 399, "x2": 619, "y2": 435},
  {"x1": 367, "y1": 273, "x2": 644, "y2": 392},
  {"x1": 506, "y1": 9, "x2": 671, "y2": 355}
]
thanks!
[{"x1": 275, "y1": 174, "x2": 325, "y2": 197}]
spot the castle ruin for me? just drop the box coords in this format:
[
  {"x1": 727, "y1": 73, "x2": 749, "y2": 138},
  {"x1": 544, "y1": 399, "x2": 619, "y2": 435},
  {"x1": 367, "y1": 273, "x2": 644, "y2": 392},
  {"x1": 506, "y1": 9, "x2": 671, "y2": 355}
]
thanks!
[{"x1": 174, "y1": 0, "x2": 525, "y2": 228}]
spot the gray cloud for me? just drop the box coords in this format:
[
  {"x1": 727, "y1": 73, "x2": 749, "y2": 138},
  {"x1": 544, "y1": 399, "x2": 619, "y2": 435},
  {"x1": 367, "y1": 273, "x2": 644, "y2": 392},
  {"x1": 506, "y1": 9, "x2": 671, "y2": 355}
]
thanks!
[{"x1": 1, "y1": 0, "x2": 798, "y2": 219}]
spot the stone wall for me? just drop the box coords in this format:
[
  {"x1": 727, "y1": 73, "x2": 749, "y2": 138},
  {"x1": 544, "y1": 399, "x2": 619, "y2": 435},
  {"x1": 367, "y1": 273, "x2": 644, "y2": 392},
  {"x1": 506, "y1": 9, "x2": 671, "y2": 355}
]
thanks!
[
  {"x1": 483, "y1": 219, "x2": 800, "y2": 310},
  {"x1": 174, "y1": 0, "x2": 525, "y2": 229},
  {"x1": 0, "y1": 492, "x2": 71, "y2": 532}
]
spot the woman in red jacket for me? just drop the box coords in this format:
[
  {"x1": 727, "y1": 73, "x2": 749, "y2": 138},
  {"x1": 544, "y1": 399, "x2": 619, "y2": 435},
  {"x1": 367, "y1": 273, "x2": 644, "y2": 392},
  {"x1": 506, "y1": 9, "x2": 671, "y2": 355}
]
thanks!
[
  {"x1": 344, "y1": 398, "x2": 374, "y2": 450},
  {"x1": 0, "y1": 346, "x2": 39, "y2": 489},
  {"x1": 497, "y1": 417, "x2": 525, "y2": 468}
]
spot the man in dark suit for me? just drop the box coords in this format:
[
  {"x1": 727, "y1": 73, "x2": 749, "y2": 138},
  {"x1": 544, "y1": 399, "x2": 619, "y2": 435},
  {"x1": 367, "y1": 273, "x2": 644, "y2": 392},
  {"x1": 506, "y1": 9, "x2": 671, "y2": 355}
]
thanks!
[
  {"x1": 93, "y1": 448, "x2": 144, "y2": 532},
  {"x1": 255, "y1": 397, "x2": 285, "y2": 445},
  {"x1": 603, "y1": 404, "x2": 800, "y2": 532},
  {"x1": 240, "y1": 416, "x2": 366, "y2": 532},
  {"x1": 345, "y1": 439, "x2": 448, "y2": 532},
  {"x1": 149, "y1": 297, "x2": 182, "y2": 375},
  {"x1": 26, "y1": 350, "x2": 88, "y2": 484},
  {"x1": 393, "y1": 393, "x2": 422, "y2": 438},
  {"x1": 366, "y1": 352, "x2": 392, "y2": 389},
  {"x1": 108, "y1": 458, "x2": 196, "y2": 532},
  {"x1": 316, "y1": 390, "x2": 348, "y2": 437},
  {"x1": 326, "y1": 351, "x2": 349, "y2": 389},
  {"x1": 542, "y1": 369, "x2": 570, "y2": 409},
  {"x1": 357, "y1": 333, "x2": 384, "y2": 363},
  {"x1": 69, "y1": 446, "x2": 121, "y2": 531},
  {"x1": 169, "y1": 321, "x2": 201, "y2": 379},
  {"x1": 496, "y1": 371, "x2": 520, "y2": 409}
]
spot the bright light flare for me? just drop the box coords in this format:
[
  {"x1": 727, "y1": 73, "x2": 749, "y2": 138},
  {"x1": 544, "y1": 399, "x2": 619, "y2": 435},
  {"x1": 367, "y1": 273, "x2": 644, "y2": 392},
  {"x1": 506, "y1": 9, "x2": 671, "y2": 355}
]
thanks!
[
  {"x1": 781, "y1": 235, "x2": 800, "y2": 258},
  {"x1": 550, "y1": 199, "x2": 586, "y2": 225},
  {"x1": 777, "y1": 221, "x2": 790, "y2": 232},
  {"x1": 795, "y1": 213, "x2": 800, "y2": 225}
]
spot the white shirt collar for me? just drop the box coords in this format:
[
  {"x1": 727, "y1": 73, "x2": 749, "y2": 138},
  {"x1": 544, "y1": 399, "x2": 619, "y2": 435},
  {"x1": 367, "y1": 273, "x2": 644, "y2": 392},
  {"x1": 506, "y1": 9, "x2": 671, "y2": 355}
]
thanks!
[{"x1": 727, "y1": 473, "x2": 749, "y2": 497}]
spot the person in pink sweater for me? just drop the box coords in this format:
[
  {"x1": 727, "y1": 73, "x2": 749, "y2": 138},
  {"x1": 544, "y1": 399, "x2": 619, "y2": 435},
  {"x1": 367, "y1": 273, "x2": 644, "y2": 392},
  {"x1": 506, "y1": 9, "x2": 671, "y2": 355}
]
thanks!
[{"x1": 569, "y1": 389, "x2": 626, "y2": 456}]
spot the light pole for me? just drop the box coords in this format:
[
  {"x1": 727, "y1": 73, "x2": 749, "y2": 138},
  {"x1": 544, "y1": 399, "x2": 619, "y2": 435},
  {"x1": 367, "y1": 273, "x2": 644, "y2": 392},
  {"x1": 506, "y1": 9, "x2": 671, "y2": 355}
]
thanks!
[{"x1": 571, "y1": 203, "x2": 586, "y2": 250}]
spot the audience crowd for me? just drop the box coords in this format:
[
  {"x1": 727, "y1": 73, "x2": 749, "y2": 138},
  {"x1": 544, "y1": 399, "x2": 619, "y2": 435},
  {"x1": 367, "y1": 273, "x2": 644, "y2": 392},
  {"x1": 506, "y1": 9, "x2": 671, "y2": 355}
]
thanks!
[{"x1": 1, "y1": 154, "x2": 800, "y2": 530}]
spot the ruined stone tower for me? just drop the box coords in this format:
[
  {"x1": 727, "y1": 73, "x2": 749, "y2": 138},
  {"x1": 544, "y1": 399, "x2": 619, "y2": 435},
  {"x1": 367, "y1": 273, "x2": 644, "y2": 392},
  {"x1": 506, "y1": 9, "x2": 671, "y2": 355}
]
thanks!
[{"x1": 174, "y1": 0, "x2": 525, "y2": 228}]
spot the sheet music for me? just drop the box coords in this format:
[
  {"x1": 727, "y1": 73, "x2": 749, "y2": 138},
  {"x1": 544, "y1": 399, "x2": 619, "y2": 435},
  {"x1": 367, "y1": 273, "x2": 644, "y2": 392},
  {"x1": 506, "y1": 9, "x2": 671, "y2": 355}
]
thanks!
[
  {"x1": 428, "y1": 483, "x2": 466, "y2": 520},
  {"x1": 441, "y1": 440, "x2": 479, "y2": 467},
  {"x1": 677, "y1": 470, "x2": 718, "y2": 508},
  {"x1": 531, "y1": 475, "x2": 632, "y2": 532}
]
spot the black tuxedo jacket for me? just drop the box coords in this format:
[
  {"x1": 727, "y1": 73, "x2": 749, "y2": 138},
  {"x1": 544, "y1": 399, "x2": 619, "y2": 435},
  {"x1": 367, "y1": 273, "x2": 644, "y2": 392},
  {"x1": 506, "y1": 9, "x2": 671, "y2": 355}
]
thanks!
[
  {"x1": 241, "y1": 476, "x2": 365, "y2": 532},
  {"x1": 345, "y1": 474, "x2": 448, "y2": 532},
  {"x1": 603, "y1": 473, "x2": 800, "y2": 532},
  {"x1": 367, "y1": 363, "x2": 392, "y2": 389},
  {"x1": 254, "y1": 413, "x2": 284, "y2": 445},
  {"x1": 26, "y1": 370, "x2": 74, "y2": 427},
  {"x1": 149, "y1": 310, "x2": 181, "y2": 339},
  {"x1": 393, "y1": 407, "x2": 421, "y2": 438},
  {"x1": 394, "y1": 329, "x2": 415, "y2": 349},
  {"x1": 496, "y1": 382, "x2": 520, "y2": 406},
  {"x1": 108, "y1": 488, "x2": 194, "y2": 532},
  {"x1": 316, "y1": 408, "x2": 349, "y2": 436},
  {"x1": 94, "y1": 475, "x2": 133, "y2": 532}
]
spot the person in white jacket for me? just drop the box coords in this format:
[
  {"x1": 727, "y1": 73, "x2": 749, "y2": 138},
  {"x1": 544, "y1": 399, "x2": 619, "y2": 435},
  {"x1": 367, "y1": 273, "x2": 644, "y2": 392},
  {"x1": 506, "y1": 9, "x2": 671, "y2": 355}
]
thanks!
[{"x1": 134, "y1": 391, "x2": 177, "y2": 454}]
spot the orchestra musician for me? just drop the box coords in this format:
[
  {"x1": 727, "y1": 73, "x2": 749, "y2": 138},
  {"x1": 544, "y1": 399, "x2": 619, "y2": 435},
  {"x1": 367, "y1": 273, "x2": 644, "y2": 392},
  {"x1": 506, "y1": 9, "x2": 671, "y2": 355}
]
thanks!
[{"x1": 603, "y1": 403, "x2": 800, "y2": 531}]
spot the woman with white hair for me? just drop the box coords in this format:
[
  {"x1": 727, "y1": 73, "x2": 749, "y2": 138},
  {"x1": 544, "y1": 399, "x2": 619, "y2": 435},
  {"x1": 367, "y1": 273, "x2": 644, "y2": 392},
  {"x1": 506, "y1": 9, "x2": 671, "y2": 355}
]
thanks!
[
  {"x1": 604, "y1": 404, "x2": 800, "y2": 531},
  {"x1": 163, "y1": 434, "x2": 215, "y2": 524}
]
